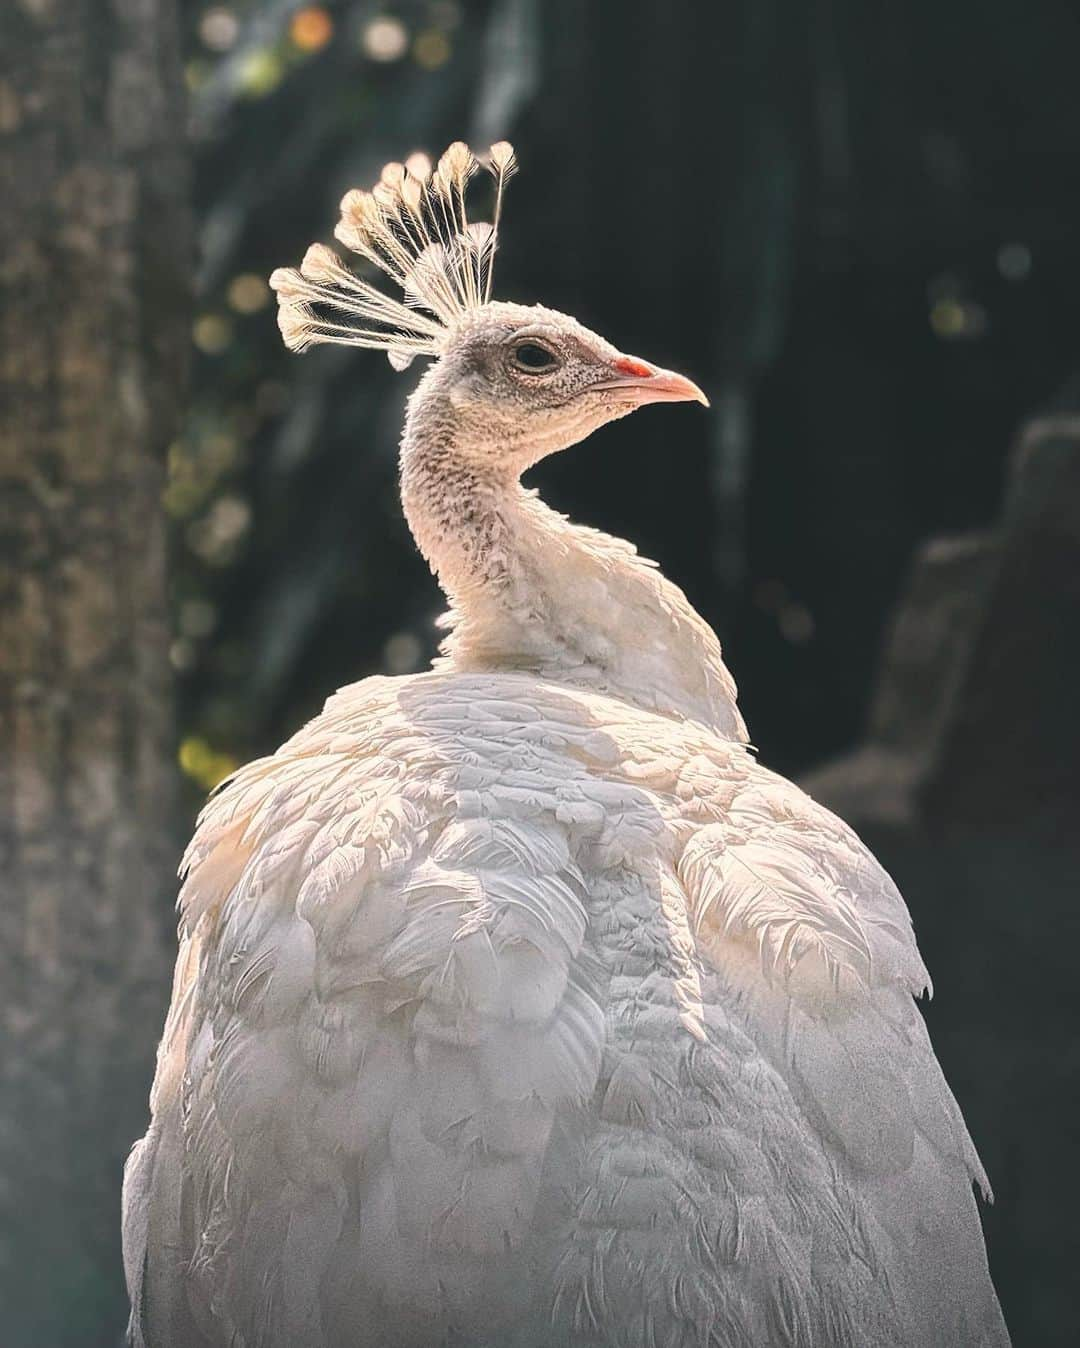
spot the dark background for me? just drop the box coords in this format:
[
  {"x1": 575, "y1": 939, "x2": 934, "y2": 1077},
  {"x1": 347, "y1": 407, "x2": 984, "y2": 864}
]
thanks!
[{"x1": 3, "y1": 0, "x2": 1078, "y2": 1343}]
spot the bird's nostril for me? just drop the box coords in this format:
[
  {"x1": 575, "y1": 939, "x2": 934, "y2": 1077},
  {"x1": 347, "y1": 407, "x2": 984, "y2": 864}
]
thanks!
[{"x1": 612, "y1": 356, "x2": 655, "y2": 378}]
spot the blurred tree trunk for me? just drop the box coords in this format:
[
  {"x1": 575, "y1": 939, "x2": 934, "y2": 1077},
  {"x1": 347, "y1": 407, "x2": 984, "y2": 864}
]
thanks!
[{"x1": 0, "y1": 2, "x2": 187, "y2": 1343}]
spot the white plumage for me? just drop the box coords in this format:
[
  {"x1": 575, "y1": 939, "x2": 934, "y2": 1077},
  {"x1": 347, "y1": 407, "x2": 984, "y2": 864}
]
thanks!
[{"x1": 124, "y1": 142, "x2": 1009, "y2": 1346}]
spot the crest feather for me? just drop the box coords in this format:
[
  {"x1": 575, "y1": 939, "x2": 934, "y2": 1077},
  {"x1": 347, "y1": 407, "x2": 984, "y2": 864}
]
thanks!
[{"x1": 270, "y1": 139, "x2": 517, "y2": 368}]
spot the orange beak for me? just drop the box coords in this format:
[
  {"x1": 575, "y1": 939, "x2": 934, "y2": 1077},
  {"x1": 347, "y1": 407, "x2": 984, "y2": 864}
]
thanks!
[{"x1": 594, "y1": 355, "x2": 710, "y2": 408}]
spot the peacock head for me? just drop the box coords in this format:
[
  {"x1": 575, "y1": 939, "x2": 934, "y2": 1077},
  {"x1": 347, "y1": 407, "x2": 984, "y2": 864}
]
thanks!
[{"x1": 270, "y1": 141, "x2": 706, "y2": 474}]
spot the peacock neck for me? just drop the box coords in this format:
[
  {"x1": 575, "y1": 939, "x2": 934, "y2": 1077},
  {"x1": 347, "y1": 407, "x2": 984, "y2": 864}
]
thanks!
[{"x1": 399, "y1": 435, "x2": 747, "y2": 741}]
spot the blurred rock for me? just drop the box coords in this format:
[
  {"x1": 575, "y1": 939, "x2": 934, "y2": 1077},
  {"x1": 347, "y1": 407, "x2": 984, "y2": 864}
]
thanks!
[
  {"x1": 803, "y1": 530, "x2": 998, "y2": 829},
  {"x1": 926, "y1": 405, "x2": 1080, "y2": 832},
  {"x1": 804, "y1": 384, "x2": 1080, "y2": 835}
]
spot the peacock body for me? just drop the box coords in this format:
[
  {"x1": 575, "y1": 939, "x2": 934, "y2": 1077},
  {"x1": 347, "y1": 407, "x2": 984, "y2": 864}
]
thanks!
[{"x1": 123, "y1": 141, "x2": 1009, "y2": 1348}]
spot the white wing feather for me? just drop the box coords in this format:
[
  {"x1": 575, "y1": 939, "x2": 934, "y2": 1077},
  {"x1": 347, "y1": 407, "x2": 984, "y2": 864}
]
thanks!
[{"x1": 124, "y1": 670, "x2": 1007, "y2": 1347}]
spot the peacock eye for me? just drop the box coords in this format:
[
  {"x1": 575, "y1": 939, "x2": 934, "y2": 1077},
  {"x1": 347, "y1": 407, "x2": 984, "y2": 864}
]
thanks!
[{"x1": 511, "y1": 341, "x2": 559, "y2": 374}]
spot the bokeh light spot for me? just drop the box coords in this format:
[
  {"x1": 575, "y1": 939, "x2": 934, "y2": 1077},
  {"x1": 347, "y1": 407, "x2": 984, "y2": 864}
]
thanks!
[
  {"x1": 930, "y1": 299, "x2": 988, "y2": 341},
  {"x1": 199, "y1": 7, "x2": 240, "y2": 53},
  {"x1": 239, "y1": 48, "x2": 284, "y2": 97},
  {"x1": 187, "y1": 496, "x2": 252, "y2": 566},
  {"x1": 778, "y1": 603, "x2": 815, "y2": 644},
  {"x1": 413, "y1": 29, "x2": 451, "y2": 70},
  {"x1": 170, "y1": 639, "x2": 197, "y2": 673},
  {"x1": 931, "y1": 300, "x2": 963, "y2": 338},
  {"x1": 290, "y1": 7, "x2": 334, "y2": 53},
  {"x1": 997, "y1": 242, "x2": 1032, "y2": 282},
  {"x1": 384, "y1": 632, "x2": 423, "y2": 674},
  {"x1": 227, "y1": 273, "x2": 271, "y2": 314},
  {"x1": 179, "y1": 736, "x2": 240, "y2": 791},
  {"x1": 193, "y1": 314, "x2": 234, "y2": 355},
  {"x1": 362, "y1": 15, "x2": 408, "y2": 62}
]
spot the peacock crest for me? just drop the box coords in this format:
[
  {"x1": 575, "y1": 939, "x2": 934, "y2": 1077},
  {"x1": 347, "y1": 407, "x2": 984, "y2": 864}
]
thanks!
[{"x1": 269, "y1": 140, "x2": 517, "y2": 370}]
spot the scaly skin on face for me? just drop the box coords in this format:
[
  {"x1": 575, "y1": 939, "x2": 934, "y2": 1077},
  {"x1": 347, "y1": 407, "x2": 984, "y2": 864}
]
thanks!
[{"x1": 415, "y1": 300, "x2": 707, "y2": 475}]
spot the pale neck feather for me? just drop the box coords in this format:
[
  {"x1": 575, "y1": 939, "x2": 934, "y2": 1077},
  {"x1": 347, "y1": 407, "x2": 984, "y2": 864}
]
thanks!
[{"x1": 400, "y1": 435, "x2": 747, "y2": 740}]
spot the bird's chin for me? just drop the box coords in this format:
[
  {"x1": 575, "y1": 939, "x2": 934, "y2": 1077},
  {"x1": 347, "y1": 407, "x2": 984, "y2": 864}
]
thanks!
[
  {"x1": 585, "y1": 392, "x2": 685, "y2": 426},
  {"x1": 585, "y1": 391, "x2": 644, "y2": 420},
  {"x1": 607, "y1": 400, "x2": 640, "y2": 422}
]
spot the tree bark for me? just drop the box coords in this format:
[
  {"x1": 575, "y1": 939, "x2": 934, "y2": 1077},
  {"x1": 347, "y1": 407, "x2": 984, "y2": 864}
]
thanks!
[{"x1": 0, "y1": 2, "x2": 188, "y2": 1342}]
